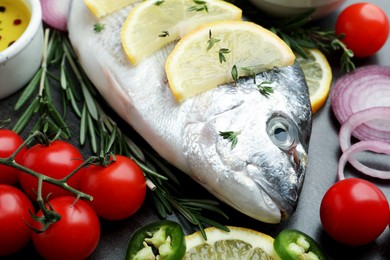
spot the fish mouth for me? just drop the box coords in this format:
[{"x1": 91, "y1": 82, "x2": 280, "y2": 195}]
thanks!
[
  {"x1": 248, "y1": 146, "x2": 307, "y2": 221},
  {"x1": 253, "y1": 178, "x2": 295, "y2": 221}
]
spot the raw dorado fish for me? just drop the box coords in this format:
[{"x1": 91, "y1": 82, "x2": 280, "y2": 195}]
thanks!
[{"x1": 68, "y1": 0, "x2": 312, "y2": 223}]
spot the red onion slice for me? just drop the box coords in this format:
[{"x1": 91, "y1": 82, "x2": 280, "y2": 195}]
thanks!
[
  {"x1": 339, "y1": 107, "x2": 390, "y2": 151},
  {"x1": 331, "y1": 65, "x2": 390, "y2": 141},
  {"x1": 338, "y1": 140, "x2": 390, "y2": 180},
  {"x1": 339, "y1": 107, "x2": 390, "y2": 177},
  {"x1": 41, "y1": 0, "x2": 72, "y2": 31}
]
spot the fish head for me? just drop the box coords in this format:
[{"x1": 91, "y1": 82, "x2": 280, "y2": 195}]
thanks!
[{"x1": 183, "y1": 62, "x2": 312, "y2": 223}]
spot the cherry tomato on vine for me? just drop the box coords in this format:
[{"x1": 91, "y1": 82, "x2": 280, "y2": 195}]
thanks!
[
  {"x1": 0, "y1": 184, "x2": 34, "y2": 256},
  {"x1": 336, "y1": 3, "x2": 389, "y2": 58},
  {"x1": 80, "y1": 155, "x2": 146, "y2": 220},
  {"x1": 0, "y1": 129, "x2": 26, "y2": 185},
  {"x1": 18, "y1": 140, "x2": 85, "y2": 200},
  {"x1": 320, "y1": 178, "x2": 389, "y2": 246},
  {"x1": 32, "y1": 196, "x2": 100, "y2": 260}
]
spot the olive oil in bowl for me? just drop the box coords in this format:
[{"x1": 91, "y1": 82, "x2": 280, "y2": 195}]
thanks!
[{"x1": 0, "y1": 0, "x2": 31, "y2": 52}]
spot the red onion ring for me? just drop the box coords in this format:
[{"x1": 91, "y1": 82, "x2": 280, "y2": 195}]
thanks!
[
  {"x1": 41, "y1": 0, "x2": 72, "y2": 31},
  {"x1": 331, "y1": 65, "x2": 390, "y2": 142},
  {"x1": 339, "y1": 107, "x2": 390, "y2": 151},
  {"x1": 338, "y1": 140, "x2": 390, "y2": 180},
  {"x1": 339, "y1": 107, "x2": 390, "y2": 179}
]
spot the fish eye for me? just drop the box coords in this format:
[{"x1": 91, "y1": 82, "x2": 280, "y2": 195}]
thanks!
[{"x1": 266, "y1": 115, "x2": 298, "y2": 151}]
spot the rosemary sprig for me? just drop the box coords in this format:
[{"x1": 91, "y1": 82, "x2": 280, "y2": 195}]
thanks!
[
  {"x1": 14, "y1": 29, "x2": 228, "y2": 239},
  {"x1": 13, "y1": 29, "x2": 70, "y2": 138},
  {"x1": 232, "y1": 1, "x2": 356, "y2": 73}
]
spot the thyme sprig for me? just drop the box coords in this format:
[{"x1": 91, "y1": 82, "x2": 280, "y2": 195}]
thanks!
[
  {"x1": 257, "y1": 81, "x2": 274, "y2": 97},
  {"x1": 218, "y1": 48, "x2": 230, "y2": 63},
  {"x1": 93, "y1": 23, "x2": 105, "y2": 33},
  {"x1": 159, "y1": 30, "x2": 170, "y2": 37},
  {"x1": 207, "y1": 30, "x2": 220, "y2": 51},
  {"x1": 154, "y1": 0, "x2": 165, "y2": 6},
  {"x1": 219, "y1": 131, "x2": 240, "y2": 149},
  {"x1": 13, "y1": 29, "x2": 227, "y2": 239},
  {"x1": 188, "y1": 0, "x2": 208, "y2": 12}
]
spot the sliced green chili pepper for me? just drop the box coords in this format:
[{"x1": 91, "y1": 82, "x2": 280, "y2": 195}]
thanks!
[
  {"x1": 125, "y1": 220, "x2": 186, "y2": 260},
  {"x1": 274, "y1": 229, "x2": 327, "y2": 260}
]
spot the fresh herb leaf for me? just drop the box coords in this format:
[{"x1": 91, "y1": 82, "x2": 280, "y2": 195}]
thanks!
[
  {"x1": 154, "y1": 0, "x2": 164, "y2": 5},
  {"x1": 231, "y1": 65, "x2": 238, "y2": 82},
  {"x1": 188, "y1": 0, "x2": 208, "y2": 12},
  {"x1": 218, "y1": 48, "x2": 230, "y2": 63},
  {"x1": 93, "y1": 23, "x2": 105, "y2": 33},
  {"x1": 219, "y1": 131, "x2": 240, "y2": 149},
  {"x1": 207, "y1": 31, "x2": 220, "y2": 51},
  {"x1": 257, "y1": 81, "x2": 274, "y2": 97},
  {"x1": 193, "y1": 0, "x2": 207, "y2": 4},
  {"x1": 241, "y1": 67, "x2": 256, "y2": 84},
  {"x1": 159, "y1": 30, "x2": 170, "y2": 37}
]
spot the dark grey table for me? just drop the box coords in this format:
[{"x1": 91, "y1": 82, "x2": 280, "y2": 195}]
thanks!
[{"x1": 1, "y1": 0, "x2": 389, "y2": 259}]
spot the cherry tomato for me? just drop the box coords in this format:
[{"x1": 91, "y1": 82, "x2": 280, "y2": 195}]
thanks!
[
  {"x1": 32, "y1": 196, "x2": 100, "y2": 260},
  {"x1": 320, "y1": 178, "x2": 389, "y2": 246},
  {"x1": 0, "y1": 184, "x2": 34, "y2": 256},
  {"x1": 18, "y1": 140, "x2": 85, "y2": 200},
  {"x1": 336, "y1": 3, "x2": 389, "y2": 58},
  {"x1": 0, "y1": 129, "x2": 26, "y2": 185},
  {"x1": 80, "y1": 155, "x2": 146, "y2": 220}
]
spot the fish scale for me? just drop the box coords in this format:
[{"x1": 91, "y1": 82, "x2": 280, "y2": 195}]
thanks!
[{"x1": 68, "y1": 0, "x2": 312, "y2": 223}]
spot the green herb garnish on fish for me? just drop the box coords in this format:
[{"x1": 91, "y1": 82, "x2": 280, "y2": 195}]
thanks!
[
  {"x1": 219, "y1": 131, "x2": 240, "y2": 149},
  {"x1": 188, "y1": 0, "x2": 208, "y2": 12},
  {"x1": 159, "y1": 31, "x2": 170, "y2": 37},
  {"x1": 93, "y1": 23, "x2": 105, "y2": 33},
  {"x1": 218, "y1": 48, "x2": 230, "y2": 63},
  {"x1": 257, "y1": 81, "x2": 274, "y2": 97}
]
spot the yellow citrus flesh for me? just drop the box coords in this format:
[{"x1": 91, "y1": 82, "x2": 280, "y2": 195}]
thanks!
[
  {"x1": 165, "y1": 20, "x2": 295, "y2": 102},
  {"x1": 121, "y1": 0, "x2": 242, "y2": 64},
  {"x1": 184, "y1": 226, "x2": 280, "y2": 259},
  {"x1": 84, "y1": 0, "x2": 139, "y2": 18},
  {"x1": 296, "y1": 48, "x2": 332, "y2": 114}
]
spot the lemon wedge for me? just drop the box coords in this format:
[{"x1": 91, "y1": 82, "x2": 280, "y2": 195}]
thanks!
[
  {"x1": 84, "y1": 0, "x2": 139, "y2": 18},
  {"x1": 184, "y1": 226, "x2": 280, "y2": 259},
  {"x1": 165, "y1": 20, "x2": 295, "y2": 102},
  {"x1": 121, "y1": 0, "x2": 242, "y2": 64},
  {"x1": 296, "y1": 48, "x2": 332, "y2": 114}
]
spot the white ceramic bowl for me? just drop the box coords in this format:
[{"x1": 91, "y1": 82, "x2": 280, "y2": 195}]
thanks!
[
  {"x1": 0, "y1": 0, "x2": 44, "y2": 99},
  {"x1": 248, "y1": 0, "x2": 347, "y2": 19}
]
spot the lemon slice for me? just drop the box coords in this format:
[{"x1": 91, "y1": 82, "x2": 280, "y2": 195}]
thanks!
[
  {"x1": 121, "y1": 0, "x2": 242, "y2": 64},
  {"x1": 84, "y1": 0, "x2": 139, "y2": 18},
  {"x1": 296, "y1": 48, "x2": 332, "y2": 114},
  {"x1": 184, "y1": 226, "x2": 280, "y2": 259},
  {"x1": 165, "y1": 20, "x2": 295, "y2": 102}
]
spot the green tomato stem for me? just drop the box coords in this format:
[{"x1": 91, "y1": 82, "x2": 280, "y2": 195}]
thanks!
[{"x1": 0, "y1": 131, "x2": 93, "y2": 203}]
